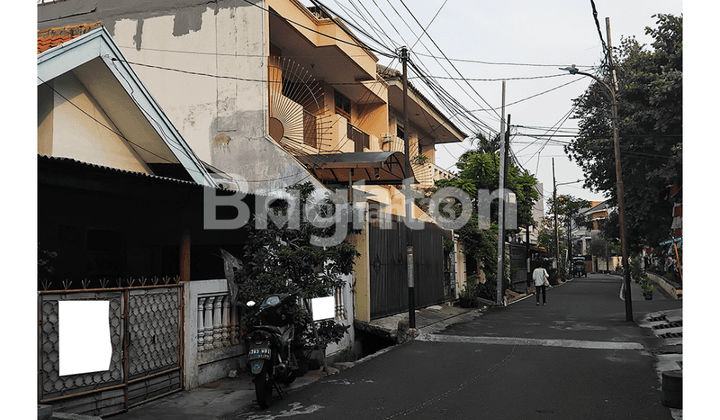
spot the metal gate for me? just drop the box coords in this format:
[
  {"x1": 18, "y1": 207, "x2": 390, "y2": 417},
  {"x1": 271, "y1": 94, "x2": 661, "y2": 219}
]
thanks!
[
  {"x1": 509, "y1": 243, "x2": 528, "y2": 288},
  {"x1": 369, "y1": 215, "x2": 448, "y2": 319},
  {"x1": 38, "y1": 279, "x2": 183, "y2": 417}
]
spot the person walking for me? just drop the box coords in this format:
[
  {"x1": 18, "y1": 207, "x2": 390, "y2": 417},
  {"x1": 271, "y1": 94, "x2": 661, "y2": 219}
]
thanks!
[{"x1": 533, "y1": 262, "x2": 550, "y2": 306}]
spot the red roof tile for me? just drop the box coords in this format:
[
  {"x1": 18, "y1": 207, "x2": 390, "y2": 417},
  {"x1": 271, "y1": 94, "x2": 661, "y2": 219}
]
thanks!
[{"x1": 37, "y1": 22, "x2": 103, "y2": 54}]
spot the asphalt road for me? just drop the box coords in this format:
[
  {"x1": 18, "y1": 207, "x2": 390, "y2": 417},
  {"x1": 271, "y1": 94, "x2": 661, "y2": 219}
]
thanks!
[{"x1": 224, "y1": 274, "x2": 679, "y2": 420}]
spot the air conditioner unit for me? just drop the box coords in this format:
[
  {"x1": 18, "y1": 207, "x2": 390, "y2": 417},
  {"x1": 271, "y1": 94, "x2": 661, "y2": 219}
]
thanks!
[{"x1": 381, "y1": 133, "x2": 394, "y2": 144}]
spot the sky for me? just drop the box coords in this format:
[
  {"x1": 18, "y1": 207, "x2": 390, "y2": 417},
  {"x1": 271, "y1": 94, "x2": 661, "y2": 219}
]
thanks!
[{"x1": 305, "y1": 0, "x2": 684, "y2": 206}]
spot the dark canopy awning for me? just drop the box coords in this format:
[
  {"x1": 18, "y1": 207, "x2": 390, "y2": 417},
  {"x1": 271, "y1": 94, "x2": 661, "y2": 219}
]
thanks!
[
  {"x1": 298, "y1": 151, "x2": 416, "y2": 185},
  {"x1": 529, "y1": 244, "x2": 547, "y2": 253}
]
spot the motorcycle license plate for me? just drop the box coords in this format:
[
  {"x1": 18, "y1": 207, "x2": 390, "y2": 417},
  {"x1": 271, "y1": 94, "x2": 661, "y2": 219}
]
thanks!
[{"x1": 248, "y1": 348, "x2": 271, "y2": 360}]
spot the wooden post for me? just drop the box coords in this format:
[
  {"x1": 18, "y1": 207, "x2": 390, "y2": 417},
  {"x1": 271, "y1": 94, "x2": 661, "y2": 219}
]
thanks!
[{"x1": 180, "y1": 232, "x2": 191, "y2": 282}]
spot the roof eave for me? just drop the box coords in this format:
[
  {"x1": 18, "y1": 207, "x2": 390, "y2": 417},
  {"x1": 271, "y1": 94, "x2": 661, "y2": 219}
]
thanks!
[{"x1": 37, "y1": 27, "x2": 218, "y2": 188}]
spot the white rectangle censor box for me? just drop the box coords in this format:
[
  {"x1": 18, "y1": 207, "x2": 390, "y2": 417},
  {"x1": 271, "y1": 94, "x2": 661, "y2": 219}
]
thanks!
[
  {"x1": 311, "y1": 296, "x2": 335, "y2": 321},
  {"x1": 58, "y1": 300, "x2": 112, "y2": 376}
]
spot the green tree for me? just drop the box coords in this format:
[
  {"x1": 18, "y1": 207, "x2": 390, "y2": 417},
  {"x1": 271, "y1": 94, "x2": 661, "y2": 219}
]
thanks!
[
  {"x1": 550, "y1": 194, "x2": 591, "y2": 258},
  {"x1": 221, "y1": 182, "x2": 359, "y2": 348},
  {"x1": 565, "y1": 14, "x2": 682, "y2": 250},
  {"x1": 434, "y1": 141, "x2": 539, "y2": 295},
  {"x1": 549, "y1": 194, "x2": 591, "y2": 229}
]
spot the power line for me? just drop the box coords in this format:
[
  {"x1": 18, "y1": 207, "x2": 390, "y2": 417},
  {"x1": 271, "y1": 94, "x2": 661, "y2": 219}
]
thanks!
[
  {"x1": 407, "y1": 61, "x2": 492, "y2": 134},
  {"x1": 364, "y1": 0, "x2": 499, "y2": 135},
  {"x1": 409, "y1": 0, "x2": 448, "y2": 51},
  {"x1": 116, "y1": 44, "x2": 379, "y2": 59},
  {"x1": 515, "y1": 134, "x2": 679, "y2": 161},
  {"x1": 239, "y1": 0, "x2": 396, "y2": 59},
  {"x1": 411, "y1": 51, "x2": 595, "y2": 68},
  {"x1": 439, "y1": 76, "x2": 588, "y2": 115},
  {"x1": 409, "y1": 73, "x2": 574, "y2": 82},
  {"x1": 307, "y1": 0, "x2": 401, "y2": 57},
  {"x1": 37, "y1": 75, "x2": 208, "y2": 179},
  {"x1": 398, "y1": 0, "x2": 501, "y2": 121},
  {"x1": 110, "y1": 57, "x2": 379, "y2": 87},
  {"x1": 337, "y1": 0, "x2": 400, "y2": 53},
  {"x1": 589, "y1": 0, "x2": 609, "y2": 55}
]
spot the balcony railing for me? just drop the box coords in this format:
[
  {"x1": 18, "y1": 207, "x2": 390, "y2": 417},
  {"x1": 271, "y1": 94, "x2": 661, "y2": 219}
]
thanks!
[
  {"x1": 348, "y1": 123, "x2": 370, "y2": 152},
  {"x1": 412, "y1": 160, "x2": 455, "y2": 186},
  {"x1": 303, "y1": 110, "x2": 317, "y2": 149}
]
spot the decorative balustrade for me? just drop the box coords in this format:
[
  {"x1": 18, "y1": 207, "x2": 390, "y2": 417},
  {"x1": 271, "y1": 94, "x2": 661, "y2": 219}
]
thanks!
[
  {"x1": 334, "y1": 287, "x2": 347, "y2": 321},
  {"x1": 429, "y1": 162, "x2": 454, "y2": 182},
  {"x1": 196, "y1": 288, "x2": 347, "y2": 354},
  {"x1": 196, "y1": 293, "x2": 240, "y2": 353}
]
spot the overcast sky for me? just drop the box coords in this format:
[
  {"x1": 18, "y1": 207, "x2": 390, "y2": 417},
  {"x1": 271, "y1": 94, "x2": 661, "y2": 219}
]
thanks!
[{"x1": 309, "y1": 0, "x2": 684, "y2": 205}]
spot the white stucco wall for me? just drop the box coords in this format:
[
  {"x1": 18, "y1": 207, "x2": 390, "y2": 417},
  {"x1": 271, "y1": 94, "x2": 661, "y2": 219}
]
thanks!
[
  {"x1": 49, "y1": 71, "x2": 151, "y2": 174},
  {"x1": 99, "y1": 2, "x2": 322, "y2": 195},
  {"x1": 325, "y1": 273, "x2": 355, "y2": 360},
  {"x1": 37, "y1": 0, "x2": 323, "y2": 196}
]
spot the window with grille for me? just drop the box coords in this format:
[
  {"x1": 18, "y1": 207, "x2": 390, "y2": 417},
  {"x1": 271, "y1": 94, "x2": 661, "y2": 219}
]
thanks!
[{"x1": 335, "y1": 90, "x2": 351, "y2": 118}]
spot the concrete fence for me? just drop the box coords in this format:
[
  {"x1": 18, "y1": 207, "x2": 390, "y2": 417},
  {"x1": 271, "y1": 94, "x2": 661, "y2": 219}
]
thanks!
[{"x1": 646, "y1": 272, "x2": 682, "y2": 299}]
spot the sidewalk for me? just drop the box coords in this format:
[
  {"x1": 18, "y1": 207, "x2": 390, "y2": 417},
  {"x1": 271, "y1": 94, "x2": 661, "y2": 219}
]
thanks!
[
  {"x1": 105, "y1": 366, "x2": 339, "y2": 420},
  {"x1": 355, "y1": 303, "x2": 484, "y2": 343},
  {"x1": 618, "y1": 274, "x2": 682, "y2": 418},
  {"x1": 637, "y1": 307, "x2": 682, "y2": 419}
]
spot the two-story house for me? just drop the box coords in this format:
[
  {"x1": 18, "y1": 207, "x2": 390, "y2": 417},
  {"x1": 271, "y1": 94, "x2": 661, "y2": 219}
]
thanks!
[{"x1": 37, "y1": 0, "x2": 467, "y2": 373}]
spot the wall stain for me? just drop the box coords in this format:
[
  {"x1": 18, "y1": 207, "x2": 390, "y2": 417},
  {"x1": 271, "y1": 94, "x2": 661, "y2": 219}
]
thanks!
[
  {"x1": 213, "y1": 133, "x2": 232, "y2": 148},
  {"x1": 133, "y1": 18, "x2": 144, "y2": 50},
  {"x1": 173, "y1": 9, "x2": 203, "y2": 37}
]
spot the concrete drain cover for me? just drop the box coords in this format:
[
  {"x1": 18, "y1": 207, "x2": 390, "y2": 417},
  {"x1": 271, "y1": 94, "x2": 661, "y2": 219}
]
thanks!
[
  {"x1": 652, "y1": 321, "x2": 683, "y2": 330},
  {"x1": 648, "y1": 315, "x2": 667, "y2": 322},
  {"x1": 659, "y1": 332, "x2": 682, "y2": 339}
]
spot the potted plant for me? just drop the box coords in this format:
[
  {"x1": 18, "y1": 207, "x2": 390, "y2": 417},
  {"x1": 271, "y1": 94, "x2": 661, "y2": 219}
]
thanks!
[
  {"x1": 459, "y1": 275, "x2": 478, "y2": 308},
  {"x1": 413, "y1": 155, "x2": 429, "y2": 165},
  {"x1": 641, "y1": 280, "x2": 654, "y2": 300}
]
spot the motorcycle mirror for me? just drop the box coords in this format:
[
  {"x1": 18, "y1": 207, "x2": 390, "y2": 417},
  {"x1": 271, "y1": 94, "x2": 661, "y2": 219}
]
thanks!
[{"x1": 246, "y1": 301, "x2": 256, "y2": 308}]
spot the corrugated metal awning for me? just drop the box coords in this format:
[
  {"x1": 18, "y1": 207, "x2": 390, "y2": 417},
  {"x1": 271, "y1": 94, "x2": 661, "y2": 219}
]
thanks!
[{"x1": 298, "y1": 152, "x2": 416, "y2": 185}]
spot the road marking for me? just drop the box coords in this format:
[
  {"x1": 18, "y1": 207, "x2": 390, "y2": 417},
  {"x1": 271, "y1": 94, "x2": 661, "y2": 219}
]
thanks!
[
  {"x1": 244, "y1": 402, "x2": 324, "y2": 419},
  {"x1": 417, "y1": 333, "x2": 644, "y2": 350}
]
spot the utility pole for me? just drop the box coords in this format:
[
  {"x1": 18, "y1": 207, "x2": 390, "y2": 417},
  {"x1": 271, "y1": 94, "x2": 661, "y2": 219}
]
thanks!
[
  {"x1": 567, "y1": 211, "x2": 572, "y2": 274},
  {"x1": 552, "y1": 158, "x2": 560, "y2": 278},
  {"x1": 500, "y1": 114, "x2": 511, "y2": 296},
  {"x1": 605, "y1": 18, "x2": 633, "y2": 321},
  {"x1": 525, "y1": 224, "x2": 531, "y2": 292},
  {"x1": 401, "y1": 46, "x2": 415, "y2": 329},
  {"x1": 496, "y1": 81, "x2": 506, "y2": 305}
]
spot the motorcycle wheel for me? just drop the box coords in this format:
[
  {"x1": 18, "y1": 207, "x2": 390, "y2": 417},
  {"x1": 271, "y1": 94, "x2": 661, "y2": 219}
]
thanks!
[{"x1": 254, "y1": 365, "x2": 273, "y2": 409}]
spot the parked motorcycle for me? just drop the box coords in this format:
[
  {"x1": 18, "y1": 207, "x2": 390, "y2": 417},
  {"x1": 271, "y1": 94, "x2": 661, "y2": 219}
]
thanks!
[{"x1": 245, "y1": 293, "x2": 304, "y2": 409}]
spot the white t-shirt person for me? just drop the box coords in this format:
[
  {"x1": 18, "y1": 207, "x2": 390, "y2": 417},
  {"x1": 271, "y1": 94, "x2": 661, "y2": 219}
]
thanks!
[
  {"x1": 533, "y1": 266, "x2": 549, "y2": 286},
  {"x1": 532, "y1": 265, "x2": 550, "y2": 305}
]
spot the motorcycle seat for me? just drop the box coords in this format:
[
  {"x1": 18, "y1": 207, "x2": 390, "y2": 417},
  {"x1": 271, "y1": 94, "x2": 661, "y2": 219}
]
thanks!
[{"x1": 253, "y1": 325, "x2": 283, "y2": 335}]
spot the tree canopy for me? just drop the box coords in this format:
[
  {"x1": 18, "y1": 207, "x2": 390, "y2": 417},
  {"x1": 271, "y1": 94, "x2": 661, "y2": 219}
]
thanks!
[
  {"x1": 221, "y1": 182, "x2": 359, "y2": 348},
  {"x1": 548, "y1": 194, "x2": 591, "y2": 231},
  {"x1": 434, "y1": 139, "x2": 539, "y2": 293},
  {"x1": 565, "y1": 14, "x2": 682, "y2": 250}
]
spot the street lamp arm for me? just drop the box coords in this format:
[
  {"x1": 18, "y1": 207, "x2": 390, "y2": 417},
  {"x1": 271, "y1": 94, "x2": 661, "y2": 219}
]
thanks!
[
  {"x1": 560, "y1": 66, "x2": 613, "y2": 97},
  {"x1": 575, "y1": 71, "x2": 613, "y2": 96}
]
